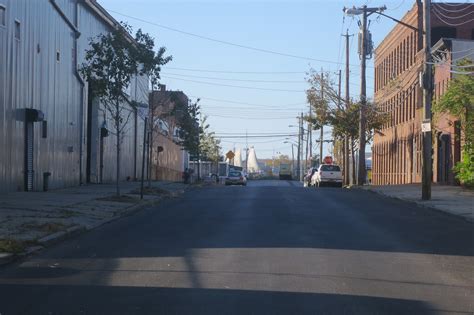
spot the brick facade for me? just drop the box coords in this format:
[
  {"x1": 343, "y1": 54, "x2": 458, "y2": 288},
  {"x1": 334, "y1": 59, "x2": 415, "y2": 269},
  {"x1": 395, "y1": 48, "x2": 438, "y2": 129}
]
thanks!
[{"x1": 372, "y1": 2, "x2": 474, "y2": 186}]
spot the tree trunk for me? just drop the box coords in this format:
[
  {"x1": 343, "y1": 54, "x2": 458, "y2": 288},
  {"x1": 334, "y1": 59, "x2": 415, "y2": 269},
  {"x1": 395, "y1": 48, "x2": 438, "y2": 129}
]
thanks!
[
  {"x1": 351, "y1": 137, "x2": 356, "y2": 185},
  {"x1": 115, "y1": 100, "x2": 121, "y2": 196}
]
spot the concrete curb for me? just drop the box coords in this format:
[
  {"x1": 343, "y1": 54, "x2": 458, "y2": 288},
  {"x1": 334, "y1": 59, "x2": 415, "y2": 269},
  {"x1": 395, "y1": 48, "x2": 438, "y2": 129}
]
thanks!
[
  {"x1": 353, "y1": 186, "x2": 474, "y2": 223},
  {"x1": 0, "y1": 188, "x2": 183, "y2": 267},
  {"x1": 0, "y1": 253, "x2": 14, "y2": 266},
  {"x1": 37, "y1": 225, "x2": 86, "y2": 246}
]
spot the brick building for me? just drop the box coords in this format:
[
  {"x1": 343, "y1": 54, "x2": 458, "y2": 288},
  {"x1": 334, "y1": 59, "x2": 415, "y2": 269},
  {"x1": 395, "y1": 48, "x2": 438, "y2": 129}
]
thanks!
[
  {"x1": 371, "y1": 2, "x2": 474, "y2": 186},
  {"x1": 149, "y1": 85, "x2": 189, "y2": 182}
]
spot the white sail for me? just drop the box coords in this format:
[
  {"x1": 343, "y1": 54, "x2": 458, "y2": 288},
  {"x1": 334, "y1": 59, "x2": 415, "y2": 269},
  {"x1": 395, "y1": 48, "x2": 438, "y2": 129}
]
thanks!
[{"x1": 247, "y1": 147, "x2": 260, "y2": 173}]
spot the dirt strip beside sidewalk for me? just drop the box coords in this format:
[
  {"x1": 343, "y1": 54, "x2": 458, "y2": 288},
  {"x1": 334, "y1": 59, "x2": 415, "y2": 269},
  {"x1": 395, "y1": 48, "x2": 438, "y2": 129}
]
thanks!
[{"x1": 0, "y1": 181, "x2": 187, "y2": 263}]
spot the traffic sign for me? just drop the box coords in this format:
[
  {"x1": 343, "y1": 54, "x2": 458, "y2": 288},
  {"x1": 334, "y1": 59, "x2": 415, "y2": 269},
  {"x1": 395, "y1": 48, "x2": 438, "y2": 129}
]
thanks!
[{"x1": 226, "y1": 150, "x2": 235, "y2": 160}]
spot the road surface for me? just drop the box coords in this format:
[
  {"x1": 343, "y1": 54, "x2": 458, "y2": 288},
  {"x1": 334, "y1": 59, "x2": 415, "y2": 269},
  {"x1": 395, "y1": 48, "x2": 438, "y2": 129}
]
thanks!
[{"x1": 0, "y1": 180, "x2": 473, "y2": 314}]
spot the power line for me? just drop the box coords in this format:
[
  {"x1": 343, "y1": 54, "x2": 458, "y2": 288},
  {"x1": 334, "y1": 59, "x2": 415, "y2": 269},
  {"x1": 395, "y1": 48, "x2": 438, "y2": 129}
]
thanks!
[
  {"x1": 209, "y1": 115, "x2": 296, "y2": 120},
  {"x1": 162, "y1": 72, "x2": 305, "y2": 83},
  {"x1": 435, "y1": 4, "x2": 472, "y2": 13},
  {"x1": 107, "y1": 9, "x2": 370, "y2": 68},
  {"x1": 167, "y1": 67, "x2": 305, "y2": 74},
  {"x1": 218, "y1": 134, "x2": 298, "y2": 138},
  {"x1": 163, "y1": 76, "x2": 305, "y2": 93},
  {"x1": 387, "y1": 0, "x2": 406, "y2": 11},
  {"x1": 432, "y1": 8, "x2": 474, "y2": 26},
  {"x1": 189, "y1": 95, "x2": 307, "y2": 108},
  {"x1": 432, "y1": 6, "x2": 474, "y2": 20}
]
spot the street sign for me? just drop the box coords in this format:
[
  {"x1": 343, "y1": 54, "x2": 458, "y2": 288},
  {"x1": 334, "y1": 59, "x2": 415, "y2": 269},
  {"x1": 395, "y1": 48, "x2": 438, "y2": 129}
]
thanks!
[
  {"x1": 421, "y1": 120, "x2": 431, "y2": 132},
  {"x1": 226, "y1": 150, "x2": 235, "y2": 160}
]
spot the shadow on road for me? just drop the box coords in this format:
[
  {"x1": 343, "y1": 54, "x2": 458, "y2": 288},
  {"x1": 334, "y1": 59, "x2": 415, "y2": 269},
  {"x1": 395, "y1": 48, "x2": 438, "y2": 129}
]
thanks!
[{"x1": 0, "y1": 284, "x2": 438, "y2": 315}]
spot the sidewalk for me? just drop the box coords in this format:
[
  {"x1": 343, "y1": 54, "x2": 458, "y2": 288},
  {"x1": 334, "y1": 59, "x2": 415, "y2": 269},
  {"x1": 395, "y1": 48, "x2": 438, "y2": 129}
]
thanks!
[
  {"x1": 361, "y1": 184, "x2": 474, "y2": 222},
  {"x1": 0, "y1": 181, "x2": 187, "y2": 260}
]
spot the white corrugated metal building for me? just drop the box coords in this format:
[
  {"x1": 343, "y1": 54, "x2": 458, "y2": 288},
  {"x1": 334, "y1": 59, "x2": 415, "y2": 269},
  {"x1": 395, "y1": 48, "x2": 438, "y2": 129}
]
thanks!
[{"x1": 0, "y1": 0, "x2": 149, "y2": 192}]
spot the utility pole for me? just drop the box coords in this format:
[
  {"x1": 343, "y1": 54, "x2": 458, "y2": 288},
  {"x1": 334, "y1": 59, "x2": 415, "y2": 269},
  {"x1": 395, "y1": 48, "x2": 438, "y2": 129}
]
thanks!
[
  {"x1": 296, "y1": 114, "x2": 301, "y2": 181},
  {"x1": 343, "y1": 29, "x2": 352, "y2": 186},
  {"x1": 421, "y1": 0, "x2": 433, "y2": 200},
  {"x1": 343, "y1": 5, "x2": 385, "y2": 186},
  {"x1": 337, "y1": 69, "x2": 342, "y2": 164},
  {"x1": 357, "y1": 6, "x2": 368, "y2": 186},
  {"x1": 290, "y1": 144, "x2": 295, "y2": 177},
  {"x1": 320, "y1": 72, "x2": 324, "y2": 165},
  {"x1": 245, "y1": 130, "x2": 249, "y2": 173},
  {"x1": 309, "y1": 94, "x2": 312, "y2": 168},
  {"x1": 305, "y1": 124, "x2": 309, "y2": 172},
  {"x1": 300, "y1": 112, "x2": 304, "y2": 181}
]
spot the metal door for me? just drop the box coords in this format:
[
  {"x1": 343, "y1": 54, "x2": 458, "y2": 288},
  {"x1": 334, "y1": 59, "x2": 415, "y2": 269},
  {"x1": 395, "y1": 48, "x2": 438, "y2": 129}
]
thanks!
[{"x1": 24, "y1": 121, "x2": 34, "y2": 191}]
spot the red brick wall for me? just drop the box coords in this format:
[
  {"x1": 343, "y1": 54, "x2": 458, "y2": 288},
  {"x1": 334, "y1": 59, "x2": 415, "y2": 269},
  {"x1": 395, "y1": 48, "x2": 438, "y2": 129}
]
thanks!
[{"x1": 372, "y1": 2, "x2": 474, "y2": 186}]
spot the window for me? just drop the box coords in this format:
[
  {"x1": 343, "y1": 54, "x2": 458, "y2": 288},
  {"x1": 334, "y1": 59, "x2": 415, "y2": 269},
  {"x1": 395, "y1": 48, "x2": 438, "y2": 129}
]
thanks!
[
  {"x1": 0, "y1": 5, "x2": 5, "y2": 27},
  {"x1": 56, "y1": 50, "x2": 60, "y2": 62},
  {"x1": 320, "y1": 165, "x2": 341, "y2": 172},
  {"x1": 14, "y1": 20, "x2": 20, "y2": 40}
]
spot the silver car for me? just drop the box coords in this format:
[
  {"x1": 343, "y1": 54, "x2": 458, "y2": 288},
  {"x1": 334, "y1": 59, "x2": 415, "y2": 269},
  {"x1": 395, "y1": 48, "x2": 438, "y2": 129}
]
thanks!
[{"x1": 225, "y1": 171, "x2": 247, "y2": 186}]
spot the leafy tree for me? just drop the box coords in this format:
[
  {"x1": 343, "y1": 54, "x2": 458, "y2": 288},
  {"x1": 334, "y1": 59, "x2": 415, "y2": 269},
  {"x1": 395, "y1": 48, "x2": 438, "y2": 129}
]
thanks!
[
  {"x1": 434, "y1": 58, "x2": 474, "y2": 187},
  {"x1": 306, "y1": 69, "x2": 388, "y2": 183},
  {"x1": 199, "y1": 115, "x2": 221, "y2": 162},
  {"x1": 171, "y1": 96, "x2": 201, "y2": 157},
  {"x1": 81, "y1": 23, "x2": 169, "y2": 195}
]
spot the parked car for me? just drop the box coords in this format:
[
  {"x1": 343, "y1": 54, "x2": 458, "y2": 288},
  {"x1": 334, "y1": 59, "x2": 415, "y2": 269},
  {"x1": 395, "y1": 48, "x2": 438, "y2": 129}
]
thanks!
[
  {"x1": 225, "y1": 170, "x2": 247, "y2": 186},
  {"x1": 304, "y1": 167, "x2": 317, "y2": 187},
  {"x1": 311, "y1": 164, "x2": 342, "y2": 187}
]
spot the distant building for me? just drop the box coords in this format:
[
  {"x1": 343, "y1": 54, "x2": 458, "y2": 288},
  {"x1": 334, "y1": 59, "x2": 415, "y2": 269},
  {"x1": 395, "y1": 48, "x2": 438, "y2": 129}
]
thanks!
[
  {"x1": 149, "y1": 85, "x2": 189, "y2": 181},
  {"x1": 371, "y1": 2, "x2": 474, "y2": 186},
  {"x1": 0, "y1": 0, "x2": 149, "y2": 192}
]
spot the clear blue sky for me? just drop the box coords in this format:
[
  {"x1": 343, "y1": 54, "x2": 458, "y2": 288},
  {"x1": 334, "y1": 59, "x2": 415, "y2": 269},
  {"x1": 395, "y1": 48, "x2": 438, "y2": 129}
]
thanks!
[{"x1": 99, "y1": 0, "x2": 422, "y2": 159}]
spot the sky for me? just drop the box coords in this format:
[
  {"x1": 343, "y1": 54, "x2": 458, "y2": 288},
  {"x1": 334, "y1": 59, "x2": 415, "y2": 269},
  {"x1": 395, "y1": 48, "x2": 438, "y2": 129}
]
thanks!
[{"x1": 98, "y1": 0, "x2": 454, "y2": 159}]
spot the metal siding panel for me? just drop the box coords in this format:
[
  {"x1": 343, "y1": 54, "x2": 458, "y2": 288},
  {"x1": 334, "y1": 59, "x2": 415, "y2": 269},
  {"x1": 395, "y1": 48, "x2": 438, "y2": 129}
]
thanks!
[
  {"x1": 1, "y1": 1, "x2": 149, "y2": 191},
  {"x1": 0, "y1": 0, "x2": 82, "y2": 192}
]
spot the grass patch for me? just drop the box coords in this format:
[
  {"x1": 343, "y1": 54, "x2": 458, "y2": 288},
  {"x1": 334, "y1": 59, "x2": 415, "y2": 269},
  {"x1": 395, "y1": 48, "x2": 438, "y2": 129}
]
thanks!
[
  {"x1": 130, "y1": 187, "x2": 171, "y2": 196},
  {"x1": 21, "y1": 222, "x2": 67, "y2": 233},
  {"x1": 59, "y1": 209, "x2": 79, "y2": 218},
  {"x1": 0, "y1": 239, "x2": 27, "y2": 254},
  {"x1": 97, "y1": 195, "x2": 140, "y2": 203}
]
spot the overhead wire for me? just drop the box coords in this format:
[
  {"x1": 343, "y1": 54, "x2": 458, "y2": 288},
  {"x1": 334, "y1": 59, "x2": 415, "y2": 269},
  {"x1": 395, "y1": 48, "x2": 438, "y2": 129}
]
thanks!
[
  {"x1": 162, "y1": 76, "x2": 305, "y2": 93},
  {"x1": 432, "y1": 8, "x2": 474, "y2": 26},
  {"x1": 162, "y1": 72, "x2": 305, "y2": 83},
  {"x1": 432, "y1": 5, "x2": 474, "y2": 20},
  {"x1": 188, "y1": 95, "x2": 307, "y2": 109},
  {"x1": 166, "y1": 67, "x2": 305, "y2": 74},
  {"x1": 106, "y1": 9, "x2": 373, "y2": 68},
  {"x1": 435, "y1": 4, "x2": 472, "y2": 13},
  {"x1": 387, "y1": 0, "x2": 406, "y2": 11}
]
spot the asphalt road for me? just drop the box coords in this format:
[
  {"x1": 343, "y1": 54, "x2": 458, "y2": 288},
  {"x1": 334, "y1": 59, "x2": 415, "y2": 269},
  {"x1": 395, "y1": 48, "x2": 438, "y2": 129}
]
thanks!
[{"x1": 0, "y1": 180, "x2": 473, "y2": 315}]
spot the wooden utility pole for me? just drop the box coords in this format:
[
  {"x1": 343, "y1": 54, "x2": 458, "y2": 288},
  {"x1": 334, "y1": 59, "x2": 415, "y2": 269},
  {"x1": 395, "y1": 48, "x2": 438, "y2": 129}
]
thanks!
[
  {"x1": 320, "y1": 72, "x2": 324, "y2": 165},
  {"x1": 421, "y1": 0, "x2": 433, "y2": 200},
  {"x1": 343, "y1": 30, "x2": 351, "y2": 186},
  {"x1": 337, "y1": 69, "x2": 342, "y2": 165},
  {"x1": 309, "y1": 96, "x2": 312, "y2": 167},
  {"x1": 344, "y1": 5, "x2": 385, "y2": 186},
  {"x1": 357, "y1": 6, "x2": 368, "y2": 186},
  {"x1": 297, "y1": 114, "x2": 302, "y2": 181}
]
